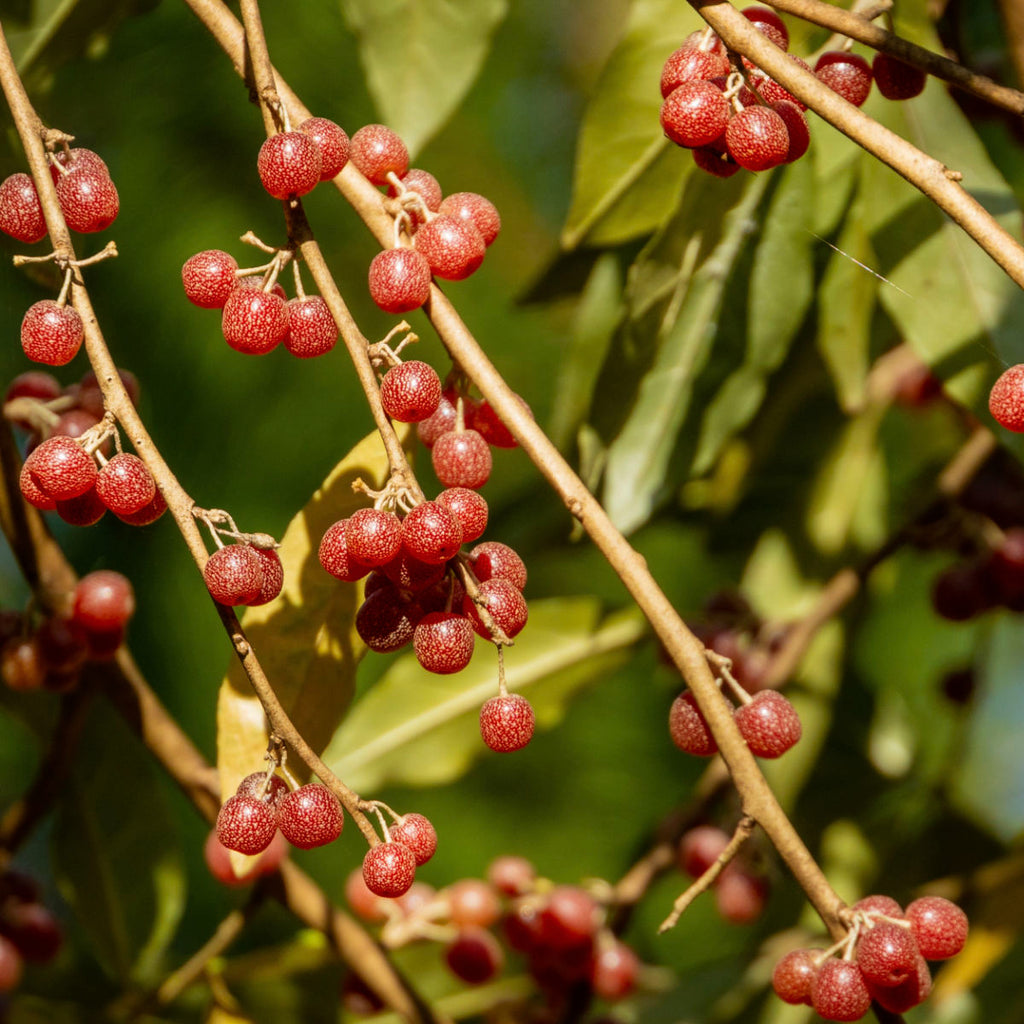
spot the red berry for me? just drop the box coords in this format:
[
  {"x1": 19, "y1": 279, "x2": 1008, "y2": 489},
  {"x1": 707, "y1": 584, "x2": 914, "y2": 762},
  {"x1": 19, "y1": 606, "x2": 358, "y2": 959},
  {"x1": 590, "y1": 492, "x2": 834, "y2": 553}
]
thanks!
[
  {"x1": 463, "y1": 579, "x2": 528, "y2": 640},
  {"x1": 989, "y1": 364, "x2": 1024, "y2": 431},
  {"x1": 221, "y1": 286, "x2": 290, "y2": 354},
  {"x1": 380, "y1": 361, "x2": 442, "y2": 423},
  {"x1": 480, "y1": 693, "x2": 535, "y2": 752},
  {"x1": 678, "y1": 824, "x2": 730, "y2": 877},
  {"x1": 734, "y1": 691, "x2": 802, "y2": 757},
  {"x1": 345, "y1": 867, "x2": 389, "y2": 921},
  {"x1": 815, "y1": 51, "x2": 873, "y2": 106},
  {"x1": 277, "y1": 783, "x2": 344, "y2": 849},
  {"x1": 298, "y1": 117, "x2": 350, "y2": 180},
  {"x1": 694, "y1": 146, "x2": 741, "y2": 178},
  {"x1": 235, "y1": 771, "x2": 290, "y2": 811},
  {"x1": 445, "y1": 927, "x2": 504, "y2": 984},
  {"x1": 470, "y1": 541, "x2": 527, "y2": 591},
  {"x1": 215, "y1": 795, "x2": 278, "y2": 855},
  {"x1": 77, "y1": 367, "x2": 140, "y2": 416},
  {"x1": 388, "y1": 813, "x2": 437, "y2": 866},
  {"x1": 811, "y1": 959, "x2": 871, "y2": 1021},
  {"x1": 21, "y1": 300, "x2": 84, "y2": 366},
  {"x1": 319, "y1": 520, "x2": 372, "y2": 582},
  {"x1": 872, "y1": 53, "x2": 926, "y2": 100},
  {"x1": 115, "y1": 488, "x2": 167, "y2": 526},
  {"x1": 857, "y1": 921, "x2": 919, "y2": 986},
  {"x1": 346, "y1": 507, "x2": 403, "y2": 567},
  {"x1": 444, "y1": 878, "x2": 501, "y2": 927},
  {"x1": 540, "y1": 886, "x2": 599, "y2": 948},
  {"x1": 368, "y1": 247, "x2": 433, "y2": 313},
  {"x1": 931, "y1": 560, "x2": 996, "y2": 621},
  {"x1": 257, "y1": 131, "x2": 321, "y2": 199},
  {"x1": 715, "y1": 866, "x2": 767, "y2": 924},
  {"x1": 26, "y1": 435, "x2": 96, "y2": 500},
  {"x1": 661, "y1": 46, "x2": 730, "y2": 97},
  {"x1": 355, "y1": 586, "x2": 421, "y2": 652},
  {"x1": 49, "y1": 147, "x2": 109, "y2": 180},
  {"x1": 854, "y1": 894, "x2": 904, "y2": 918},
  {"x1": 0, "y1": 901, "x2": 62, "y2": 963},
  {"x1": 590, "y1": 940, "x2": 639, "y2": 1000},
  {"x1": 866, "y1": 955, "x2": 931, "y2": 1013},
  {"x1": 402, "y1": 500, "x2": 463, "y2": 564},
  {"x1": 414, "y1": 611, "x2": 475, "y2": 674},
  {"x1": 726, "y1": 105, "x2": 790, "y2": 171},
  {"x1": 56, "y1": 486, "x2": 107, "y2": 526},
  {"x1": 205, "y1": 828, "x2": 287, "y2": 887},
  {"x1": 380, "y1": 549, "x2": 447, "y2": 591},
  {"x1": 55, "y1": 166, "x2": 118, "y2": 232},
  {"x1": 905, "y1": 896, "x2": 968, "y2": 960},
  {"x1": 432, "y1": 429, "x2": 492, "y2": 489},
  {"x1": 669, "y1": 690, "x2": 718, "y2": 756},
  {"x1": 349, "y1": 124, "x2": 409, "y2": 185},
  {"x1": 182, "y1": 249, "x2": 238, "y2": 309},
  {"x1": 18, "y1": 461, "x2": 55, "y2": 510},
  {"x1": 389, "y1": 168, "x2": 443, "y2": 218},
  {"x1": 487, "y1": 855, "x2": 535, "y2": 896},
  {"x1": 660, "y1": 81, "x2": 730, "y2": 148},
  {"x1": 772, "y1": 948, "x2": 817, "y2": 1005},
  {"x1": 204, "y1": 544, "x2": 263, "y2": 605},
  {"x1": 773, "y1": 101, "x2": 810, "y2": 163},
  {"x1": 742, "y1": 6, "x2": 789, "y2": 49},
  {"x1": 0, "y1": 173, "x2": 46, "y2": 243},
  {"x1": 72, "y1": 570, "x2": 135, "y2": 632},
  {"x1": 95, "y1": 453, "x2": 156, "y2": 515},
  {"x1": 415, "y1": 215, "x2": 486, "y2": 280},
  {"x1": 436, "y1": 488, "x2": 488, "y2": 543},
  {"x1": 362, "y1": 842, "x2": 416, "y2": 898},
  {"x1": 438, "y1": 192, "x2": 501, "y2": 248},
  {"x1": 249, "y1": 548, "x2": 284, "y2": 605},
  {"x1": 283, "y1": 296, "x2": 338, "y2": 358},
  {"x1": 473, "y1": 396, "x2": 531, "y2": 449},
  {"x1": 5, "y1": 370, "x2": 62, "y2": 420},
  {"x1": 237, "y1": 276, "x2": 287, "y2": 300}
]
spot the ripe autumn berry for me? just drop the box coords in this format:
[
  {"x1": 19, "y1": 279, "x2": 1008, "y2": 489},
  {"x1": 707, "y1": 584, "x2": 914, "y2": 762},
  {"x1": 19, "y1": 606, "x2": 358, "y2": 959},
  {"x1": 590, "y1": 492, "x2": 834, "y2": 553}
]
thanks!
[
  {"x1": 298, "y1": 117, "x2": 350, "y2": 180},
  {"x1": 319, "y1": 521, "x2": 371, "y2": 582},
  {"x1": 388, "y1": 168, "x2": 443, "y2": 217},
  {"x1": 205, "y1": 828, "x2": 287, "y2": 887},
  {"x1": 56, "y1": 486, "x2": 106, "y2": 526},
  {"x1": 811, "y1": 958, "x2": 871, "y2": 1022},
  {"x1": 349, "y1": 124, "x2": 409, "y2": 186},
  {"x1": 182, "y1": 249, "x2": 239, "y2": 308},
  {"x1": 18, "y1": 462, "x2": 55, "y2": 511},
  {"x1": 989, "y1": 364, "x2": 1024, "y2": 431},
  {"x1": 479, "y1": 692, "x2": 535, "y2": 752},
  {"x1": 743, "y1": 5, "x2": 789, "y2": 49},
  {"x1": 725, "y1": 106, "x2": 790, "y2": 171},
  {"x1": 774, "y1": 101, "x2": 810, "y2": 163},
  {"x1": 95, "y1": 453, "x2": 156, "y2": 515},
  {"x1": 362, "y1": 841, "x2": 417, "y2": 898},
  {"x1": 445, "y1": 927, "x2": 504, "y2": 985},
  {"x1": 250, "y1": 548, "x2": 284, "y2": 606},
  {"x1": 55, "y1": 166, "x2": 119, "y2": 232},
  {"x1": 257, "y1": 131, "x2": 321, "y2": 199},
  {"x1": 668, "y1": 690, "x2": 718, "y2": 756},
  {"x1": 660, "y1": 46, "x2": 730, "y2": 98},
  {"x1": 26, "y1": 435, "x2": 97, "y2": 500},
  {"x1": 415, "y1": 215, "x2": 486, "y2": 281},
  {"x1": 815, "y1": 51, "x2": 873, "y2": 106},
  {"x1": 278, "y1": 784, "x2": 344, "y2": 849},
  {"x1": 215, "y1": 795, "x2": 278, "y2": 855},
  {"x1": 438, "y1": 192, "x2": 502, "y2": 248},
  {"x1": 678, "y1": 824, "x2": 730, "y2": 877},
  {"x1": 733, "y1": 690, "x2": 802, "y2": 757},
  {"x1": 402, "y1": 500, "x2": 463, "y2": 564},
  {"x1": 436, "y1": 488, "x2": 488, "y2": 543},
  {"x1": 221, "y1": 286, "x2": 290, "y2": 354},
  {"x1": 203, "y1": 544, "x2": 263, "y2": 605},
  {"x1": 380, "y1": 361, "x2": 442, "y2": 423},
  {"x1": 284, "y1": 296, "x2": 338, "y2": 358},
  {"x1": 388, "y1": 813, "x2": 437, "y2": 865},
  {"x1": 414, "y1": 611, "x2": 475, "y2": 674},
  {"x1": 0, "y1": 173, "x2": 46, "y2": 243},
  {"x1": 462, "y1": 579, "x2": 528, "y2": 640},
  {"x1": 346, "y1": 508, "x2": 403, "y2": 567},
  {"x1": 660, "y1": 81, "x2": 730, "y2": 148},
  {"x1": 872, "y1": 53, "x2": 927, "y2": 100},
  {"x1": 235, "y1": 771, "x2": 290, "y2": 812},
  {"x1": 432, "y1": 429, "x2": 492, "y2": 489},
  {"x1": 115, "y1": 488, "x2": 167, "y2": 526},
  {"x1": 591, "y1": 939, "x2": 639, "y2": 1000},
  {"x1": 474, "y1": 396, "x2": 530, "y2": 448},
  {"x1": 904, "y1": 896, "x2": 968, "y2": 960},
  {"x1": 21, "y1": 300, "x2": 84, "y2": 366},
  {"x1": 856, "y1": 921, "x2": 919, "y2": 986},
  {"x1": 772, "y1": 948, "x2": 817, "y2": 1005},
  {"x1": 72, "y1": 570, "x2": 135, "y2": 633},
  {"x1": 470, "y1": 542, "x2": 527, "y2": 591},
  {"x1": 355, "y1": 587, "x2": 421, "y2": 653},
  {"x1": 368, "y1": 247, "x2": 433, "y2": 313}
]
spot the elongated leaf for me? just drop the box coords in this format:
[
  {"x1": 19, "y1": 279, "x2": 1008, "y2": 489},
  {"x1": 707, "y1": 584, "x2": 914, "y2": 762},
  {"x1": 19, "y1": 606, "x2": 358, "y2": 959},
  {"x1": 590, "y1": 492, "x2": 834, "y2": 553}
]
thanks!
[
  {"x1": 340, "y1": 0, "x2": 507, "y2": 156},
  {"x1": 602, "y1": 173, "x2": 769, "y2": 533},
  {"x1": 217, "y1": 428, "x2": 406, "y2": 807},
  {"x1": 561, "y1": 0, "x2": 704, "y2": 249},
  {"x1": 323, "y1": 599, "x2": 645, "y2": 791},
  {"x1": 52, "y1": 703, "x2": 184, "y2": 985}
]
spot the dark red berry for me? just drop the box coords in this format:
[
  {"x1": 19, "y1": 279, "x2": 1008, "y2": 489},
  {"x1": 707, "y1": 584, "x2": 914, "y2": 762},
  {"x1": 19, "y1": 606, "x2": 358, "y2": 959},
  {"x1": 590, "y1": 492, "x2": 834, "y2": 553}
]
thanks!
[
  {"x1": 432, "y1": 429, "x2": 492, "y2": 489},
  {"x1": 95, "y1": 453, "x2": 156, "y2": 514},
  {"x1": 540, "y1": 885, "x2": 599, "y2": 948},
  {"x1": 249, "y1": 548, "x2": 284, "y2": 605},
  {"x1": 319, "y1": 520, "x2": 372, "y2": 582},
  {"x1": 347, "y1": 508, "x2": 403, "y2": 567},
  {"x1": 726, "y1": 106, "x2": 790, "y2": 171},
  {"x1": 480, "y1": 692, "x2": 534, "y2": 752},
  {"x1": 278, "y1": 783, "x2": 344, "y2": 849},
  {"x1": 415, "y1": 215, "x2": 486, "y2": 280},
  {"x1": 26, "y1": 435, "x2": 96, "y2": 500},
  {"x1": 470, "y1": 542, "x2": 526, "y2": 591},
  {"x1": 931, "y1": 560, "x2": 997, "y2": 621},
  {"x1": 115, "y1": 488, "x2": 167, "y2": 526},
  {"x1": 388, "y1": 813, "x2": 437, "y2": 866},
  {"x1": 678, "y1": 824, "x2": 730, "y2": 877},
  {"x1": 345, "y1": 867, "x2": 388, "y2": 921},
  {"x1": 417, "y1": 390, "x2": 477, "y2": 448},
  {"x1": 438, "y1": 192, "x2": 501, "y2": 248},
  {"x1": 355, "y1": 587, "x2": 421, "y2": 652},
  {"x1": 55, "y1": 166, "x2": 119, "y2": 232},
  {"x1": 221, "y1": 286, "x2": 290, "y2": 354},
  {"x1": 284, "y1": 296, "x2": 338, "y2": 358},
  {"x1": 298, "y1": 117, "x2": 350, "y2": 180},
  {"x1": 349, "y1": 124, "x2": 409, "y2": 185},
  {"x1": 0, "y1": 902, "x2": 62, "y2": 963},
  {"x1": 36, "y1": 615, "x2": 89, "y2": 672},
  {"x1": 815, "y1": 51, "x2": 873, "y2": 106},
  {"x1": 215, "y1": 795, "x2": 278, "y2": 855},
  {"x1": 257, "y1": 131, "x2": 321, "y2": 199},
  {"x1": 445, "y1": 926, "x2": 504, "y2": 985},
  {"x1": 0, "y1": 173, "x2": 46, "y2": 243},
  {"x1": 50, "y1": 147, "x2": 109, "y2": 180},
  {"x1": 742, "y1": 6, "x2": 789, "y2": 49},
  {"x1": 989, "y1": 364, "x2": 1024, "y2": 432},
  {"x1": 21, "y1": 300, "x2": 84, "y2": 366},
  {"x1": 660, "y1": 81, "x2": 730, "y2": 148},
  {"x1": 362, "y1": 842, "x2": 416, "y2": 898},
  {"x1": 182, "y1": 249, "x2": 239, "y2": 308},
  {"x1": 402, "y1": 500, "x2": 463, "y2": 564},
  {"x1": 77, "y1": 367, "x2": 140, "y2": 416},
  {"x1": 734, "y1": 691, "x2": 802, "y2": 757},
  {"x1": 414, "y1": 611, "x2": 475, "y2": 674},
  {"x1": 905, "y1": 896, "x2": 968, "y2": 960},
  {"x1": 811, "y1": 959, "x2": 871, "y2": 1022},
  {"x1": 772, "y1": 948, "x2": 817, "y2": 1005},
  {"x1": 463, "y1": 579, "x2": 528, "y2": 640},
  {"x1": 204, "y1": 544, "x2": 263, "y2": 605},
  {"x1": 380, "y1": 549, "x2": 446, "y2": 591},
  {"x1": 669, "y1": 690, "x2": 718, "y2": 756},
  {"x1": 5, "y1": 370, "x2": 62, "y2": 425},
  {"x1": 72, "y1": 570, "x2": 135, "y2": 632},
  {"x1": 368, "y1": 247, "x2": 433, "y2": 313},
  {"x1": 854, "y1": 894, "x2": 904, "y2": 918},
  {"x1": 694, "y1": 146, "x2": 741, "y2": 178},
  {"x1": 872, "y1": 53, "x2": 926, "y2": 100},
  {"x1": 380, "y1": 361, "x2": 442, "y2": 423},
  {"x1": 473, "y1": 396, "x2": 531, "y2": 449},
  {"x1": 56, "y1": 486, "x2": 107, "y2": 526},
  {"x1": 661, "y1": 46, "x2": 730, "y2": 97}
]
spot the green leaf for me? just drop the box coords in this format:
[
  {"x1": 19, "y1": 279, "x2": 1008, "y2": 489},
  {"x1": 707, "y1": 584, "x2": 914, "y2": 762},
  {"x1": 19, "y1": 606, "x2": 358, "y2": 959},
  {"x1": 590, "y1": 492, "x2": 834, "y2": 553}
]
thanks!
[
  {"x1": 560, "y1": 0, "x2": 704, "y2": 249},
  {"x1": 52, "y1": 702, "x2": 184, "y2": 986},
  {"x1": 216, "y1": 428, "x2": 406, "y2": 809},
  {"x1": 601, "y1": 173, "x2": 770, "y2": 534},
  {"x1": 339, "y1": 0, "x2": 507, "y2": 156},
  {"x1": 323, "y1": 599, "x2": 645, "y2": 791}
]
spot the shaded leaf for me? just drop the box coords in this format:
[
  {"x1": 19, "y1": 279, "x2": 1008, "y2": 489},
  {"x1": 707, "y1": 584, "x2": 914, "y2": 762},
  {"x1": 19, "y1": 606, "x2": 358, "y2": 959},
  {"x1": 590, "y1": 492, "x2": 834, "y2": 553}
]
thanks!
[
  {"x1": 216, "y1": 428, "x2": 406, "y2": 808},
  {"x1": 323, "y1": 599, "x2": 645, "y2": 791},
  {"x1": 52, "y1": 702, "x2": 184, "y2": 985},
  {"x1": 561, "y1": 0, "x2": 704, "y2": 249},
  {"x1": 339, "y1": 0, "x2": 507, "y2": 156}
]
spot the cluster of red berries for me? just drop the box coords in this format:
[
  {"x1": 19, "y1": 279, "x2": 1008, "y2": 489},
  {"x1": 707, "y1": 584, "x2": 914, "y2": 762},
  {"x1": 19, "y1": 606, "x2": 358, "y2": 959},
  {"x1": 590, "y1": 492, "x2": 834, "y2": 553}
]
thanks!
[
  {"x1": 202, "y1": 539, "x2": 283, "y2": 608},
  {"x1": 346, "y1": 854, "x2": 640, "y2": 1005},
  {"x1": 350, "y1": 123, "x2": 499, "y2": 312},
  {"x1": 677, "y1": 824, "x2": 768, "y2": 924},
  {"x1": 0, "y1": 871, "x2": 63, "y2": 995},
  {"x1": 772, "y1": 894, "x2": 967, "y2": 1019},
  {"x1": 1, "y1": 570, "x2": 135, "y2": 692},
  {"x1": 255, "y1": 116, "x2": 350, "y2": 200},
  {"x1": 659, "y1": 8, "x2": 926, "y2": 177},
  {"x1": 216, "y1": 773, "x2": 345, "y2": 856},
  {"x1": 181, "y1": 248, "x2": 339, "y2": 358},
  {"x1": 0, "y1": 145, "x2": 119, "y2": 244}
]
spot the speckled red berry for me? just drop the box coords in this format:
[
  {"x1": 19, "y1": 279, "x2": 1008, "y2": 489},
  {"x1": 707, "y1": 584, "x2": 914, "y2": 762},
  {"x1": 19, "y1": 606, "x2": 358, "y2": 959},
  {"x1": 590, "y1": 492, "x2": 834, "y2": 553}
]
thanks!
[
  {"x1": 389, "y1": 168, "x2": 443, "y2": 219},
  {"x1": 26, "y1": 435, "x2": 96, "y2": 500},
  {"x1": 18, "y1": 462, "x2": 54, "y2": 510},
  {"x1": 694, "y1": 146, "x2": 741, "y2": 178},
  {"x1": 815, "y1": 51, "x2": 873, "y2": 106},
  {"x1": 678, "y1": 824, "x2": 730, "y2": 877},
  {"x1": 21, "y1": 300, "x2": 84, "y2": 366},
  {"x1": 866, "y1": 955, "x2": 931, "y2": 1013},
  {"x1": 368, "y1": 247, "x2": 433, "y2": 313},
  {"x1": 388, "y1": 812, "x2": 437, "y2": 865},
  {"x1": 743, "y1": 6, "x2": 789, "y2": 49},
  {"x1": 669, "y1": 690, "x2": 718, "y2": 756},
  {"x1": 474, "y1": 396, "x2": 531, "y2": 449},
  {"x1": 298, "y1": 117, "x2": 350, "y2": 180},
  {"x1": 436, "y1": 487, "x2": 488, "y2": 543},
  {"x1": 355, "y1": 586, "x2": 421, "y2": 652},
  {"x1": 414, "y1": 611, "x2": 475, "y2": 674},
  {"x1": 417, "y1": 391, "x2": 474, "y2": 448},
  {"x1": 0, "y1": 173, "x2": 46, "y2": 243},
  {"x1": 319, "y1": 520, "x2": 372, "y2": 582},
  {"x1": 470, "y1": 541, "x2": 527, "y2": 591},
  {"x1": 55, "y1": 166, "x2": 118, "y2": 232},
  {"x1": 221, "y1": 286, "x2": 290, "y2": 354},
  {"x1": 773, "y1": 101, "x2": 810, "y2": 163},
  {"x1": 379, "y1": 550, "x2": 447, "y2": 592},
  {"x1": 660, "y1": 81, "x2": 730, "y2": 148},
  {"x1": 462, "y1": 579, "x2": 528, "y2": 640},
  {"x1": 278, "y1": 783, "x2": 344, "y2": 849},
  {"x1": 257, "y1": 131, "x2": 321, "y2": 199},
  {"x1": 661, "y1": 46, "x2": 730, "y2": 98},
  {"x1": 95, "y1": 453, "x2": 155, "y2": 515},
  {"x1": 249, "y1": 548, "x2": 284, "y2": 605},
  {"x1": 734, "y1": 690, "x2": 802, "y2": 757},
  {"x1": 438, "y1": 192, "x2": 501, "y2": 248},
  {"x1": 350, "y1": 124, "x2": 409, "y2": 186},
  {"x1": 726, "y1": 106, "x2": 790, "y2": 171},
  {"x1": 49, "y1": 147, "x2": 109, "y2": 180},
  {"x1": 362, "y1": 841, "x2": 416, "y2": 897},
  {"x1": 402, "y1": 500, "x2": 463, "y2": 564},
  {"x1": 857, "y1": 921, "x2": 919, "y2": 986},
  {"x1": 235, "y1": 771, "x2": 289, "y2": 812},
  {"x1": 480, "y1": 693, "x2": 534, "y2": 752},
  {"x1": 182, "y1": 249, "x2": 238, "y2": 309},
  {"x1": 905, "y1": 896, "x2": 968, "y2": 960},
  {"x1": 115, "y1": 488, "x2": 167, "y2": 526},
  {"x1": 282, "y1": 295, "x2": 337, "y2": 358},
  {"x1": 989, "y1": 364, "x2": 1024, "y2": 431},
  {"x1": 415, "y1": 215, "x2": 486, "y2": 280},
  {"x1": 432, "y1": 429, "x2": 492, "y2": 489},
  {"x1": 203, "y1": 544, "x2": 263, "y2": 605},
  {"x1": 772, "y1": 948, "x2": 817, "y2": 1005},
  {"x1": 347, "y1": 507, "x2": 403, "y2": 567},
  {"x1": 56, "y1": 487, "x2": 106, "y2": 526},
  {"x1": 380, "y1": 360, "x2": 442, "y2": 423},
  {"x1": 811, "y1": 959, "x2": 871, "y2": 1022},
  {"x1": 215, "y1": 795, "x2": 278, "y2": 855}
]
